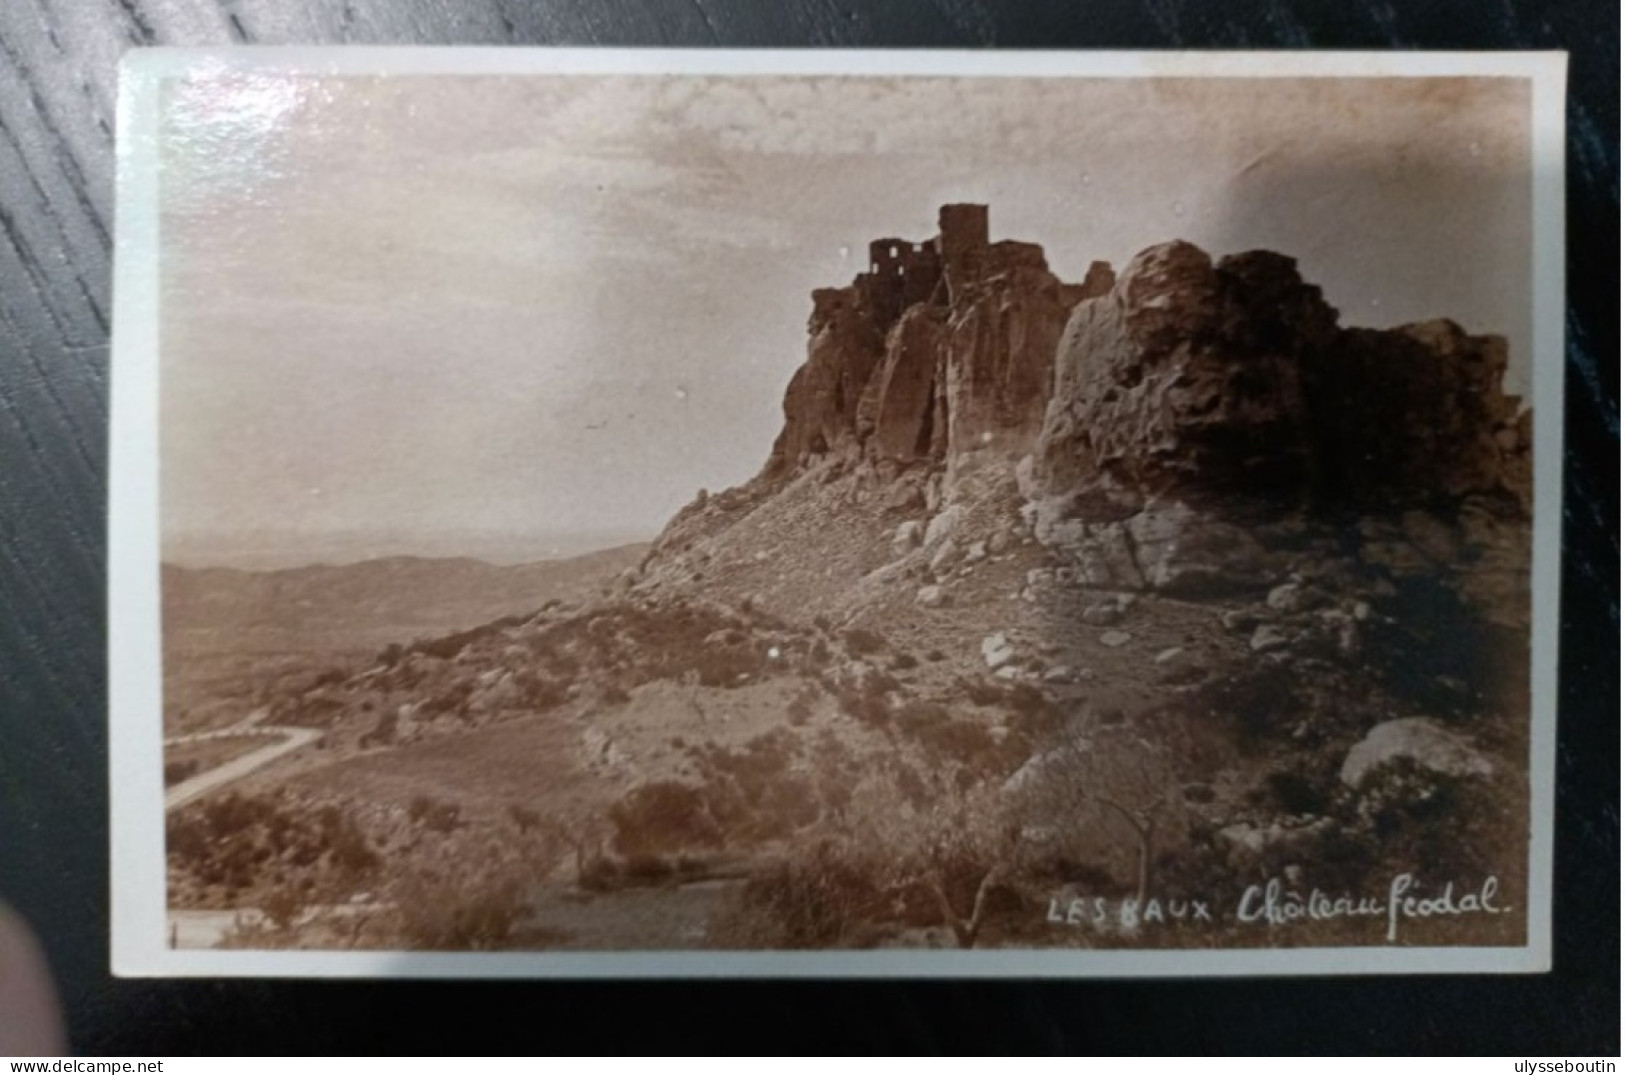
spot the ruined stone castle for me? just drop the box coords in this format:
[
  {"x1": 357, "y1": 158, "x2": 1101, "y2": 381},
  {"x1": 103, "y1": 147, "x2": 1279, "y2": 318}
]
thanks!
[{"x1": 765, "y1": 203, "x2": 1530, "y2": 515}]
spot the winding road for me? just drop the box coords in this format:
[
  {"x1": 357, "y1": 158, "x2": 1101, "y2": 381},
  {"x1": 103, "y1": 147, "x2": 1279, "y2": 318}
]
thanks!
[{"x1": 164, "y1": 718, "x2": 323, "y2": 812}]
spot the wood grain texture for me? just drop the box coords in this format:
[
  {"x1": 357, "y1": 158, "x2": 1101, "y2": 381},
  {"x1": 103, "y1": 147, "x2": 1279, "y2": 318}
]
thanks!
[{"x1": 0, "y1": 0, "x2": 1615, "y2": 1053}]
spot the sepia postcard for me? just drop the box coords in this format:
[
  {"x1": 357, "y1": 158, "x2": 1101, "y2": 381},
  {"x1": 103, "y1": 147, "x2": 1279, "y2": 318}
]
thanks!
[{"x1": 110, "y1": 49, "x2": 1567, "y2": 977}]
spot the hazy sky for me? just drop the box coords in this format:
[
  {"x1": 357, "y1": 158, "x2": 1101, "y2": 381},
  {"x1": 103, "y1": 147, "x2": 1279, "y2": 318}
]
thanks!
[{"x1": 158, "y1": 73, "x2": 1532, "y2": 566}]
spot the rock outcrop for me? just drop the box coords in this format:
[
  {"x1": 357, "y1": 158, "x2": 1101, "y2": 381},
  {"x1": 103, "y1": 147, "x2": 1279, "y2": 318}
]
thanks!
[
  {"x1": 763, "y1": 205, "x2": 1530, "y2": 528},
  {"x1": 646, "y1": 203, "x2": 1532, "y2": 638},
  {"x1": 766, "y1": 204, "x2": 1092, "y2": 476},
  {"x1": 1031, "y1": 242, "x2": 1531, "y2": 514}
]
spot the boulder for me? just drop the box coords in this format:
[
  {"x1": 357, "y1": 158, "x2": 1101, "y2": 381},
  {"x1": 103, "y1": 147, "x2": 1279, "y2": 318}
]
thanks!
[
  {"x1": 1081, "y1": 600, "x2": 1123, "y2": 626},
  {"x1": 1339, "y1": 718, "x2": 1494, "y2": 788},
  {"x1": 928, "y1": 539, "x2": 961, "y2": 575},
  {"x1": 882, "y1": 477, "x2": 926, "y2": 513},
  {"x1": 1031, "y1": 244, "x2": 1325, "y2": 499},
  {"x1": 892, "y1": 519, "x2": 924, "y2": 554},
  {"x1": 981, "y1": 632, "x2": 1016, "y2": 669},
  {"x1": 924, "y1": 504, "x2": 965, "y2": 548},
  {"x1": 1126, "y1": 501, "x2": 1267, "y2": 596},
  {"x1": 1081, "y1": 592, "x2": 1135, "y2": 626},
  {"x1": 1265, "y1": 581, "x2": 1307, "y2": 613},
  {"x1": 1068, "y1": 521, "x2": 1142, "y2": 589},
  {"x1": 1249, "y1": 624, "x2": 1292, "y2": 653}
]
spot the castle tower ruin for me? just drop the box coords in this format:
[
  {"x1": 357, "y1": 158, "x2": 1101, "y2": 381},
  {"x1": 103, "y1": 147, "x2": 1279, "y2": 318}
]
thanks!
[{"x1": 936, "y1": 203, "x2": 990, "y2": 301}]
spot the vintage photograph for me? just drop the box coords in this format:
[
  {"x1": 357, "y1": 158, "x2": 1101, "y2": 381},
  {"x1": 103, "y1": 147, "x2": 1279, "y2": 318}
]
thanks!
[{"x1": 112, "y1": 51, "x2": 1564, "y2": 975}]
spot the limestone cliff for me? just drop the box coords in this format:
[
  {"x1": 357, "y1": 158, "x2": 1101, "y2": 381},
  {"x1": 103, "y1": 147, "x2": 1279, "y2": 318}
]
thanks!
[
  {"x1": 764, "y1": 205, "x2": 1530, "y2": 520},
  {"x1": 765, "y1": 204, "x2": 1107, "y2": 477}
]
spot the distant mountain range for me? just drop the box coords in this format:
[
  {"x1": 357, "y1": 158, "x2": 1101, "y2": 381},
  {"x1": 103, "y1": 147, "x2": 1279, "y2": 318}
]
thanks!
[
  {"x1": 163, "y1": 545, "x2": 647, "y2": 653},
  {"x1": 162, "y1": 528, "x2": 654, "y2": 572}
]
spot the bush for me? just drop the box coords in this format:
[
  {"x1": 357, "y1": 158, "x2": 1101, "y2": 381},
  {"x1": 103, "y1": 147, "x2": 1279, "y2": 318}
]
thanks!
[
  {"x1": 892, "y1": 699, "x2": 950, "y2": 735},
  {"x1": 1347, "y1": 757, "x2": 1524, "y2": 884},
  {"x1": 358, "y1": 708, "x2": 398, "y2": 749},
  {"x1": 514, "y1": 671, "x2": 569, "y2": 711},
  {"x1": 709, "y1": 842, "x2": 892, "y2": 948},
  {"x1": 709, "y1": 774, "x2": 1022, "y2": 949},
  {"x1": 166, "y1": 791, "x2": 379, "y2": 898},
  {"x1": 394, "y1": 868, "x2": 528, "y2": 950},
  {"x1": 834, "y1": 686, "x2": 891, "y2": 728},
  {"x1": 786, "y1": 689, "x2": 815, "y2": 726},
  {"x1": 842, "y1": 628, "x2": 887, "y2": 656},
  {"x1": 508, "y1": 804, "x2": 544, "y2": 833},
  {"x1": 407, "y1": 795, "x2": 462, "y2": 834},
  {"x1": 621, "y1": 853, "x2": 676, "y2": 885},
  {"x1": 960, "y1": 677, "x2": 1006, "y2": 707},
  {"x1": 608, "y1": 781, "x2": 721, "y2": 857}
]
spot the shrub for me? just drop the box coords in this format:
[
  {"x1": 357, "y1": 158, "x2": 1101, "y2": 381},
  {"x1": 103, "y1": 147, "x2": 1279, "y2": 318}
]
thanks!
[
  {"x1": 163, "y1": 760, "x2": 201, "y2": 787},
  {"x1": 740, "y1": 775, "x2": 822, "y2": 842},
  {"x1": 166, "y1": 791, "x2": 379, "y2": 900},
  {"x1": 960, "y1": 677, "x2": 1006, "y2": 707},
  {"x1": 394, "y1": 867, "x2": 528, "y2": 950},
  {"x1": 786, "y1": 689, "x2": 816, "y2": 726},
  {"x1": 407, "y1": 795, "x2": 462, "y2": 834},
  {"x1": 358, "y1": 707, "x2": 398, "y2": 749},
  {"x1": 608, "y1": 781, "x2": 721, "y2": 857},
  {"x1": 1263, "y1": 768, "x2": 1332, "y2": 815},
  {"x1": 834, "y1": 686, "x2": 891, "y2": 729},
  {"x1": 842, "y1": 628, "x2": 887, "y2": 656},
  {"x1": 892, "y1": 699, "x2": 950, "y2": 735},
  {"x1": 261, "y1": 880, "x2": 310, "y2": 931},
  {"x1": 709, "y1": 842, "x2": 891, "y2": 948},
  {"x1": 514, "y1": 671, "x2": 569, "y2": 711},
  {"x1": 508, "y1": 804, "x2": 544, "y2": 833},
  {"x1": 621, "y1": 853, "x2": 676, "y2": 885},
  {"x1": 914, "y1": 719, "x2": 999, "y2": 769},
  {"x1": 1346, "y1": 757, "x2": 1523, "y2": 885}
]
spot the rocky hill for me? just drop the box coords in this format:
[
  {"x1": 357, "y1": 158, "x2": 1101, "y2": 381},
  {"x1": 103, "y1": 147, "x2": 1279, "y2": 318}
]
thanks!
[
  {"x1": 167, "y1": 206, "x2": 1534, "y2": 953},
  {"x1": 635, "y1": 204, "x2": 1528, "y2": 636}
]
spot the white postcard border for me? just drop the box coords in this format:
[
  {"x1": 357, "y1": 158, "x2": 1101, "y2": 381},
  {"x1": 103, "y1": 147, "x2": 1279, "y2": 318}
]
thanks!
[{"x1": 109, "y1": 47, "x2": 1569, "y2": 978}]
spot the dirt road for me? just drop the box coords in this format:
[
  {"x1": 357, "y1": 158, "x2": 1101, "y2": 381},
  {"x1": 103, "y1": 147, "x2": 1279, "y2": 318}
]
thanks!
[{"x1": 164, "y1": 725, "x2": 322, "y2": 812}]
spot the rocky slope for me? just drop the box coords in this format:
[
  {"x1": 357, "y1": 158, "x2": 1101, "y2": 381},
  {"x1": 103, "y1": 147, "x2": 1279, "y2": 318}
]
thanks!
[
  {"x1": 614, "y1": 205, "x2": 1532, "y2": 942},
  {"x1": 637, "y1": 204, "x2": 1529, "y2": 634},
  {"x1": 169, "y1": 205, "x2": 1534, "y2": 951}
]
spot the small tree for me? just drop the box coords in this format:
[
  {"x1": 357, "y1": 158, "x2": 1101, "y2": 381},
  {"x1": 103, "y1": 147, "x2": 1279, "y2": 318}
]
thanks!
[
  {"x1": 1009, "y1": 726, "x2": 1181, "y2": 908},
  {"x1": 840, "y1": 762, "x2": 1018, "y2": 949}
]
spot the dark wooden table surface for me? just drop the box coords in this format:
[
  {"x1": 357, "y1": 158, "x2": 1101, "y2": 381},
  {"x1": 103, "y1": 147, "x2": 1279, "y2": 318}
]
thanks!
[{"x1": 0, "y1": 0, "x2": 1616, "y2": 1055}]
